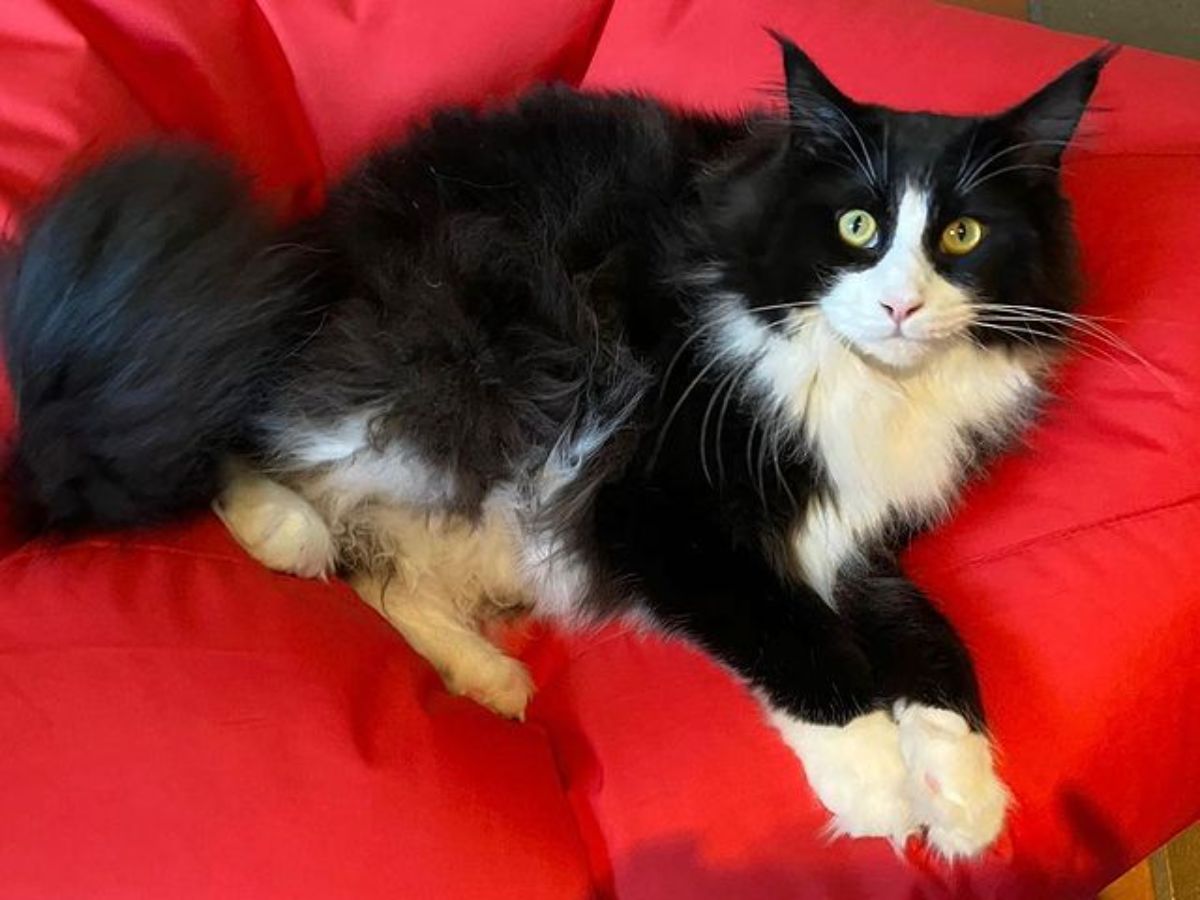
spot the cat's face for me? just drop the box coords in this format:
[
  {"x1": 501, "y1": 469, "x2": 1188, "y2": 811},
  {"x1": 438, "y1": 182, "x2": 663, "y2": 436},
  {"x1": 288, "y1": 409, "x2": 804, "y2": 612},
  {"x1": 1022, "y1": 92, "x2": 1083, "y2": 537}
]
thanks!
[{"x1": 711, "y1": 36, "x2": 1109, "y2": 371}]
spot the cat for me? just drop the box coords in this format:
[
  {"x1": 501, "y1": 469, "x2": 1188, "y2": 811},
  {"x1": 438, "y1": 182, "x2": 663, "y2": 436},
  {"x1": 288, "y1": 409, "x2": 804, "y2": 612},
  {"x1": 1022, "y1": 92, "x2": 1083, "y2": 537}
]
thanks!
[{"x1": 2, "y1": 33, "x2": 1112, "y2": 859}]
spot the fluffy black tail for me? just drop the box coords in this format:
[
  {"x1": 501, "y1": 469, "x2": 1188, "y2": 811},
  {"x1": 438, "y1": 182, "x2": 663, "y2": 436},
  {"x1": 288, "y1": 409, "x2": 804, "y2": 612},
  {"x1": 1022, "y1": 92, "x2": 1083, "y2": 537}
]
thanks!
[{"x1": 2, "y1": 146, "x2": 314, "y2": 530}]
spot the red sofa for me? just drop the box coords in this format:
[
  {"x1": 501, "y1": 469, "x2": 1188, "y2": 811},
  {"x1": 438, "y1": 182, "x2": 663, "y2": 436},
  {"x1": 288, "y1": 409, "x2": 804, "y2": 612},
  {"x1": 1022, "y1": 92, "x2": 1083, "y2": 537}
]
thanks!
[{"x1": 2, "y1": 1, "x2": 1198, "y2": 897}]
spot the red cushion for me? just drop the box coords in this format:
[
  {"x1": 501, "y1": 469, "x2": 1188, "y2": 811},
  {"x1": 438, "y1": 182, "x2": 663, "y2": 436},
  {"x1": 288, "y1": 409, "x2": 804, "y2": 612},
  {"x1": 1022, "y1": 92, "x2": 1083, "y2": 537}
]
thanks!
[{"x1": 1, "y1": 1, "x2": 1198, "y2": 897}]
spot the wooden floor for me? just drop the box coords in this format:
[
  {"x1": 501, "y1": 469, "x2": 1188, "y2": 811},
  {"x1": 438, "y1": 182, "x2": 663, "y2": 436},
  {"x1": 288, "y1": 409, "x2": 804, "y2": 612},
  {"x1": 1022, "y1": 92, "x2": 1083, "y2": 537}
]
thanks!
[
  {"x1": 1102, "y1": 859, "x2": 1156, "y2": 900},
  {"x1": 1099, "y1": 824, "x2": 1200, "y2": 900}
]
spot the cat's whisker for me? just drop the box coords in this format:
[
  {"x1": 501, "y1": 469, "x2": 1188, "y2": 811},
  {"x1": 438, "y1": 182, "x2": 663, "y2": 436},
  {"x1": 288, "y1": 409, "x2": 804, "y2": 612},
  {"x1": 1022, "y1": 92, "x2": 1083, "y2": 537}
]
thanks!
[
  {"x1": 971, "y1": 324, "x2": 1051, "y2": 363},
  {"x1": 744, "y1": 413, "x2": 762, "y2": 506},
  {"x1": 920, "y1": 310, "x2": 977, "y2": 333},
  {"x1": 768, "y1": 418, "x2": 800, "y2": 514},
  {"x1": 748, "y1": 300, "x2": 822, "y2": 315},
  {"x1": 979, "y1": 305, "x2": 1125, "y2": 334},
  {"x1": 971, "y1": 320, "x2": 1162, "y2": 384},
  {"x1": 756, "y1": 417, "x2": 770, "y2": 508},
  {"x1": 976, "y1": 309, "x2": 1162, "y2": 376},
  {"x1": 977, "y1": 317, "x2": 1151, "y2": 368},
  {"x1": 962, "y1": 162, "x2": 1062, "y2": 194},
  {"x1": 784, "y1": 116, "x2": 873, "y2": 187},
  {"x1": 982, "y1": 316, "x2": 1156, "y2": 371},
  {"x1": 1037, "y1": 338, "x2": 1146, "y2": 378},
  {"x1": 787, "y1": 87, "x2": 882, "y2": 190},
  {"x1": 832, "y1": 132, "x2": 876, "y2": 188},
  {"x1": 649, "y1": 353, "x2": 726, "y2": 473},
  {"x1": 714, "y1": 362, "x2": 753, "y2": 485},
  {"x1": 981, "y1": 303, "x2": 1125, "y2": 325},
  {"x1": 954, "y1": 125, "x2": 980, "y2": 185},
  {"x1": 659, "y1": 318, "x2": 725, "y2": 400},
  {"x1": 700, "y1": 367, "x2": 743, "y2": 487},
  {"x1": 879, "y1": 119, "x2": 891, "y2": 186},
  {"x1": 840, "y1": 112, "x2": 882, "y2": 189},
  {"x1": 823, "y1": 158, "x2": 864, "y2": 180},
  {"x1": 970, "y1": 320, "x2": 1063, "y2": 339},
  {"x1": 922, "y1": 326, "x2": 974, "y2": 342},
  {"x1": 969, "y1": 321, "x2": 1073, "y2": 354},
  {"x1": 957, "y1": 139, "x2": 1072, "y2": 193}
]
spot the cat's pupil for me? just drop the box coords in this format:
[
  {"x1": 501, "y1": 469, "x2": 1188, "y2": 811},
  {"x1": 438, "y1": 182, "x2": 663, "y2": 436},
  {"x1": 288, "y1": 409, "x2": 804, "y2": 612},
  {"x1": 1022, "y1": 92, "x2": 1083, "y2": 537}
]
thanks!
[
  {"x1": 954, "y1": 223, "x2": 967, "y2": 240},
  {"x1": 851, "y1": 215, "x2": 864, "y2": 234}
]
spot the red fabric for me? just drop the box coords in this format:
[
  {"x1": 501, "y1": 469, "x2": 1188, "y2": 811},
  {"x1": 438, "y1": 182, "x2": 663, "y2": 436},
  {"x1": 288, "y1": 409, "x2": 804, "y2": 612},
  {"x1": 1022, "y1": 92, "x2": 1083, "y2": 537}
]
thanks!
[{"x1": 1, "y1": 1, "x2": 1198, "y2": 897}]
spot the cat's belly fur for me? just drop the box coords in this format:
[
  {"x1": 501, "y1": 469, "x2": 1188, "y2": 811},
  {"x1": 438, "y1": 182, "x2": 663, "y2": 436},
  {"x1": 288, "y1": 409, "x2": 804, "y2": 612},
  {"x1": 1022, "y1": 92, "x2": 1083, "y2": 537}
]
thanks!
[{"x1": 271, "y1": 414, "x2": 602, "y2": 622}]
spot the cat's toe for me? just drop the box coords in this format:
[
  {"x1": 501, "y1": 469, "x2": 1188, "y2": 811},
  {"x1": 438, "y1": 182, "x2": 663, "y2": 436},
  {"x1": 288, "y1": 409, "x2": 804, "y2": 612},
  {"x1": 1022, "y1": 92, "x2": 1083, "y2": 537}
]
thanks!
[
  {"x1": 770, "y1": 708, "x2": 916, "y2": 844},
  {"x1": 447, "y1": 653, "x2": 535, "y2": 721},
  {"x1": 896, "y1": 703, "x2": 1009, "y2": 860}
]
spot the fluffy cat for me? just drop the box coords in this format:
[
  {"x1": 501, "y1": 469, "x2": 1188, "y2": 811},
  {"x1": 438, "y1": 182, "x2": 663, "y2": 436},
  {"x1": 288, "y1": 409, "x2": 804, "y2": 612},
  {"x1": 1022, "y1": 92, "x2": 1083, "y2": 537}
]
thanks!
[{"x1": 2, "y1": 34, "x2": 1111, "y2": 859}]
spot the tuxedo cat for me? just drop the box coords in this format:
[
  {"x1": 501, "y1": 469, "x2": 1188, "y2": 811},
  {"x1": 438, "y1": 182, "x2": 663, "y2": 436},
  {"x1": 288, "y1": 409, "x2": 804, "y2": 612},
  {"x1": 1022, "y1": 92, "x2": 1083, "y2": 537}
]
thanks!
[{"x1": 3, "y1": 34, "x2": 1111, "y2": 859}]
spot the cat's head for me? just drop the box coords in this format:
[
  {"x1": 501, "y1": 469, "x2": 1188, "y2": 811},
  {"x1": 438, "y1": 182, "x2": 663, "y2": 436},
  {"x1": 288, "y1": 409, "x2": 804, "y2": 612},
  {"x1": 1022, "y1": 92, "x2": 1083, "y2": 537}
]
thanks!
[{"x1": 704, "y1": 34, "x2": 1112, "y2": 371}]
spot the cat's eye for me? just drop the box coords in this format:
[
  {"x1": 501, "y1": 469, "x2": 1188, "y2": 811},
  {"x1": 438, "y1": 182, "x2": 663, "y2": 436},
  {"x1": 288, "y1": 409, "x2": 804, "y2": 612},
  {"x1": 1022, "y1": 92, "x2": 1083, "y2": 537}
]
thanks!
[
  {"x1": 837, "y1": 209, "x2": 879, "y2": 249},
  {"x1": 940, "y1": 217, "x2": 985, "y2": 256}
]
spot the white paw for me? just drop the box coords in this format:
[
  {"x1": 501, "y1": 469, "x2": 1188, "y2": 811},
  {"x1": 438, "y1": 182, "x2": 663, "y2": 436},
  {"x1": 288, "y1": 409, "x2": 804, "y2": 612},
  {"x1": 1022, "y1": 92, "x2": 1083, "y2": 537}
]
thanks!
[
  {"x1": 444, "y1": 652, "x2": 535, "y2": 721},
  {"x1": 896, "y1": 703, "x2": 1009, "y2": 859},
  {"x1": 215, "y1": 476, "x2": 336, "y2": 579},
  {"x1": 770, "y1": 708, "x2": 916, "y2": 844}
]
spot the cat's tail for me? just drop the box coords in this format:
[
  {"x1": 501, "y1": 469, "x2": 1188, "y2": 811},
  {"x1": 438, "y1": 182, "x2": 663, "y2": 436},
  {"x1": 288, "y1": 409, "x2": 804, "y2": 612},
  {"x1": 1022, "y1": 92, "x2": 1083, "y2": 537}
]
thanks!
[{"x1": 1, "y1": 145, "x2": 317, "y2": 531}]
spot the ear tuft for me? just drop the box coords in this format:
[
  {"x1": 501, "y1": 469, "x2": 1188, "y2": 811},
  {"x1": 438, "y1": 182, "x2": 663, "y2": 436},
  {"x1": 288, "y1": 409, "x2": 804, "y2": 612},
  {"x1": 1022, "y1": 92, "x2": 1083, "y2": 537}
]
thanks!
[
  {"x1": 764, "y1": 29, "x2": 861, "y2": 154},
  {"x1": 995, "y1": 44, "x2": 1118, "y2": 166}
]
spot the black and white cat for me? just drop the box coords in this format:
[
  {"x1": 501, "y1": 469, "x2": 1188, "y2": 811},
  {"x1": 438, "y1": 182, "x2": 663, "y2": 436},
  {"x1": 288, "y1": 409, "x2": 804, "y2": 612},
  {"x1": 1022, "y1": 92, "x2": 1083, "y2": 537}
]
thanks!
[{"x1": 3, "y1": 34, "x2": 1111, "y2": 859}]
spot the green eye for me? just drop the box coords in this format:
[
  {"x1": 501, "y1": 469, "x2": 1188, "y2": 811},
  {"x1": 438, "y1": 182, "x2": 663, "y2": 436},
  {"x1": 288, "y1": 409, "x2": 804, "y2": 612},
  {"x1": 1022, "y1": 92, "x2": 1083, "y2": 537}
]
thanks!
[
  {"x1": 837, "y1": 209, "x2": 878, "y2": 249},
  {"x1": 940, "y1": 217, "x2": 985, "y2": 255}
]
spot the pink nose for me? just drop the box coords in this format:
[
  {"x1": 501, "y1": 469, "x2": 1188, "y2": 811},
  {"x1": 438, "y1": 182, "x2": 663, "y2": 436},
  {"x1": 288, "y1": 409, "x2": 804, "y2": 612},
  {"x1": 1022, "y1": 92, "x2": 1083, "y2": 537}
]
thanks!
[{"x1": 880, "y1": 298, "x2": 923, "y2": 325}]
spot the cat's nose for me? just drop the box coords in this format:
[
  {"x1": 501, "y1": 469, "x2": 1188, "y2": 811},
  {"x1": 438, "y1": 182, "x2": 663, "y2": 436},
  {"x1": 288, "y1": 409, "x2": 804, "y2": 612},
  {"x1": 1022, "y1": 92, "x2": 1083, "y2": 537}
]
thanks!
[{"x1": 880, "y1": 298, "x2": 924, "y2": 324}]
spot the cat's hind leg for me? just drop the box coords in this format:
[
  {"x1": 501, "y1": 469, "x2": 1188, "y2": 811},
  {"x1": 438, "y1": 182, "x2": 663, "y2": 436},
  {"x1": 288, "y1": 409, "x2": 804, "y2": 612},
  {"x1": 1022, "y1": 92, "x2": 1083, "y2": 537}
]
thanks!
[
  {"x1": 215, "y1": 467, "x2": 337, "y2": 578},
  {"x1": 346, "y1": 504, "x2": 535, "y2": 720},
  {"x1": 351, "y1": 570, "x2": 534, "y2": 720}
]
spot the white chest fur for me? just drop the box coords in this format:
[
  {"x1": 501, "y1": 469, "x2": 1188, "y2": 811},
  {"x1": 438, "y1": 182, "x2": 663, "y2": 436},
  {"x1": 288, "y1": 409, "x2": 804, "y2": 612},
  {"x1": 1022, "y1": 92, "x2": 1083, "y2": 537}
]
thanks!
[{"x1": 719, "y1": 307, "x2": 1039, "y2": 601}]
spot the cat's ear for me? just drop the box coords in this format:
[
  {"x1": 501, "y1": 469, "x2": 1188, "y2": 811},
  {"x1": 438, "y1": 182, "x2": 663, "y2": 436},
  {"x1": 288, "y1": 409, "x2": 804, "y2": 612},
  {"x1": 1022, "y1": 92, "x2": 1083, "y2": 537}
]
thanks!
[
  {"x1": 991, "y1": 45, "x2": 1118, "y2": 168},
  {"x1": 767, "y1": 30, "x2": 860, "y2": 151}
]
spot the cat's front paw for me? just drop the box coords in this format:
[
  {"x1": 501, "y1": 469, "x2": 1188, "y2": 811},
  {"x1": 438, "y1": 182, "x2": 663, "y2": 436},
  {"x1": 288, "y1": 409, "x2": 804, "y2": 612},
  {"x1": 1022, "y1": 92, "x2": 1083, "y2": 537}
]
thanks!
[
  {"x1": 896, "y1": 703, "x2": 1009, "y2": 859},
  {"x1": 770, "y1": 709, "x2": 917, "y2": 845}
]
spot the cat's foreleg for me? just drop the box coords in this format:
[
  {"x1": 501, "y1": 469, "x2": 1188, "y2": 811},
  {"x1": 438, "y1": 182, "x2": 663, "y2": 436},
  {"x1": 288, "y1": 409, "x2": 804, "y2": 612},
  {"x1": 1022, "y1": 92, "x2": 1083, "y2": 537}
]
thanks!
[
  {"x1": 837, "y1": 561, "x2": 1010, "y2": 859},
  {"x1": 632, "y1": 548, "x2": 919, "y2": 846}
]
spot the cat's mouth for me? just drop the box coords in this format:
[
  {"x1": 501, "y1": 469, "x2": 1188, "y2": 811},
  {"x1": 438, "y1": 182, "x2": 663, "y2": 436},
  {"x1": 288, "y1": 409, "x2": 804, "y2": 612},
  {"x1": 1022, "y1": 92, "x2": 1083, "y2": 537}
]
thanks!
[
  {"x1": 808, "y1": 294, "x2": 971, "y2": 373},
  {"x1": 840, "y1": 330, "x2": 955, "y2": 373}
]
